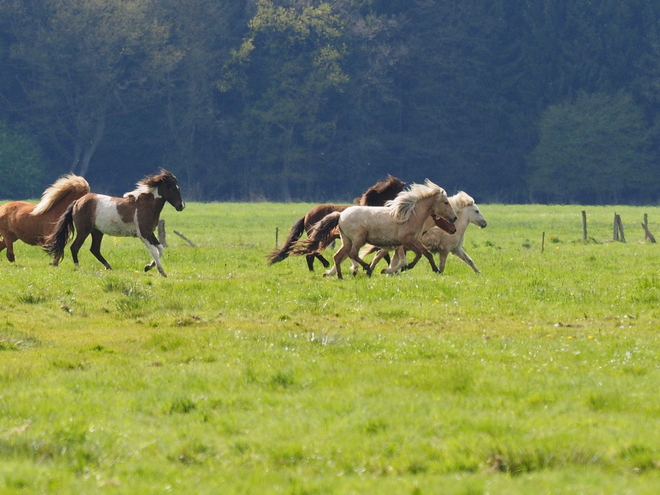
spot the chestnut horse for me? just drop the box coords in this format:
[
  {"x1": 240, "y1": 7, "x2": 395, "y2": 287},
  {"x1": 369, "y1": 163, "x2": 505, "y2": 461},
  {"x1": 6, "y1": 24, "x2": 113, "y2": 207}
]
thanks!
[
  {"x1": 267, "y1": 174, "x2": 406, "y2": 270},
  {"x1": 45, "y1": 169, "x2": 185, "y2": 277},
  {"x1": 295, "y1": 180, "x2": 457, "y2": 279},
  {"x1": 0, "y1": 174, "x2": 90, "y2": 262}
]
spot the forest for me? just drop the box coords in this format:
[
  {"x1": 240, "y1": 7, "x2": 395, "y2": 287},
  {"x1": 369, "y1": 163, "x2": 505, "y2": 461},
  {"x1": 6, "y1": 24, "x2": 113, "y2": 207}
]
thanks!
[{"x1": 1, "y1": 0, "x2": 659, "y2": 204}]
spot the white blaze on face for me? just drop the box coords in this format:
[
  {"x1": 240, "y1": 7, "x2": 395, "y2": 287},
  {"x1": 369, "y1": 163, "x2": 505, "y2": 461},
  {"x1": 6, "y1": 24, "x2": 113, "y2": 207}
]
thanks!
[{"x1": 94, "y1": 195, "x2": 138, "y2": 237}]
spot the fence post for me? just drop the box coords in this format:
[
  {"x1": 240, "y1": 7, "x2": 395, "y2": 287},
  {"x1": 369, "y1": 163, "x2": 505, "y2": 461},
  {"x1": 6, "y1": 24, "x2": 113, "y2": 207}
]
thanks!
[
  {"x1": 642, "y1": 213, "x2": 657, "y2": 243},
  {"x1": 581, "y1": 210, "x2": 587, "y2": 242}
]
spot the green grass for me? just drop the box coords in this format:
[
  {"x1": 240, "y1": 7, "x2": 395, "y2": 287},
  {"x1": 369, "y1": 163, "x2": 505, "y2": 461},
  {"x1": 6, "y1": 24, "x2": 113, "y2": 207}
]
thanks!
[{"x1": 1, "y1": 202, "x2": 660, "y2": 493}]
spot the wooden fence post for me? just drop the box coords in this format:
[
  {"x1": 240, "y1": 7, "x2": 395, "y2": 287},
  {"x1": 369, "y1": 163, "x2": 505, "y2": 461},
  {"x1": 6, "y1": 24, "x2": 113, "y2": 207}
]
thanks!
[
  {"x1": 613, "y1": 213, "x2": 619, "y2": 241},
  {"x1": 642, "y1": 213, "x2": 657, "y2": 243},
  {"x1": 158, "y1": 219, "x2": 168, "y2": 247},
  {"x1": 581, "y1": 210, "x2": 587, "y2": 242},
  {"x1": 541, "y1": 231, "x2": 545, "y2": 253},
  {"x1": 613, "y1": 213, "x2": 625, "y2": 242}
]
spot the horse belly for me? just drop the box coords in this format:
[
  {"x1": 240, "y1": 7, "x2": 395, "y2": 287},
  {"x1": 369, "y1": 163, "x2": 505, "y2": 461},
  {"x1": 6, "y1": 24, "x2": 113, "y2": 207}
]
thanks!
[{"x1": 94, "y1": 198, "x2": 138, "y2": 237}]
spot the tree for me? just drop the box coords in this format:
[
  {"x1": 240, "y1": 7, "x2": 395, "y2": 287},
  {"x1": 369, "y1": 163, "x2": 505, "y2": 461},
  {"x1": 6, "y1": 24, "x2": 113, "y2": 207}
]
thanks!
[
  {"x1": 2, "y1": 0, "x2": 176, "y2": 177},
  {"x1": 220, "y1": 0, "x2": 349, "y2": 201},
  {"x1": 528, "y1": 92, "x2": 655, "y2": 204},
  {"x1": 0, "y1": 121, "x2": 47, "y2": 199}
]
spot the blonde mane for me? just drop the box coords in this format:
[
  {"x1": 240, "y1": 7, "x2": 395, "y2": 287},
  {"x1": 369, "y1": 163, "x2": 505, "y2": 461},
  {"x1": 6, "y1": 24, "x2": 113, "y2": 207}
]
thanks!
[
  {"x1": 31, "y1": 174, "x2": 90, "y2": 215},
  {"x1": 386, "y1": 180, "x2": 442, "y2": 222},
  {"x1": 449, "y1": 191, "x2": 474, "y2": 213}
]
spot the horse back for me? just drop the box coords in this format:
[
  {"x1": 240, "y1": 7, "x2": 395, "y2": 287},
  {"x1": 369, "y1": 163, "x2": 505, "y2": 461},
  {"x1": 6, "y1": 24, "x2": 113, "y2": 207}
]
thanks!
[{"x1": 304, "y1": 204, "x2": 349, "y2": 231}]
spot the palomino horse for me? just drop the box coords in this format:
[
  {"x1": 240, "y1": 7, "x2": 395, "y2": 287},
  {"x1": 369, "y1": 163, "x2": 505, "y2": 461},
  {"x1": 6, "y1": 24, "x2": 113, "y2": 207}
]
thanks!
[
  {"x1": 267, "y1": 174, "x2": 406, "y2": 270},
  {"x1": 376, "y1": 191, "x2": 487, "y2": 274},
  {"x1": 45, "y1": 169, "x2": 185, "y2": 277},
  {"x1": 295, "y1": 180, "x2": 457, "y2": 279},
  {"x1": 0, "y1": 174, "x2": 90, "y2": 263}
]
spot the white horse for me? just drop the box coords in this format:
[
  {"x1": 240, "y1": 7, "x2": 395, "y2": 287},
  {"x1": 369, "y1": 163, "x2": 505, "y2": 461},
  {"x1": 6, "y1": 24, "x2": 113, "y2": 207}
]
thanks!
[
  {"x1": 296, "y1": 180, "x2": 457, "y2": 279},
  {"x1": 378, "y1": 191, "x2": 487, "y2": 274}
]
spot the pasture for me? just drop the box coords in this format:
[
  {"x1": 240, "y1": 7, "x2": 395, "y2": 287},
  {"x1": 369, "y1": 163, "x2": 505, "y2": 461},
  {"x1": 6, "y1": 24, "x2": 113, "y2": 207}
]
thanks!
[{"x1": 1, "y1": 201, "x2": 660, "y2": 494}]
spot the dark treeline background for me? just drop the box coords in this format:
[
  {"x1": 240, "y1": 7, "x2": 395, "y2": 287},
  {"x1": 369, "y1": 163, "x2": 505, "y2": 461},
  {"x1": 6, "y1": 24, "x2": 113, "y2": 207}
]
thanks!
[{"x1": 1, "y1": 0, "x2": 660, "y2": 204}]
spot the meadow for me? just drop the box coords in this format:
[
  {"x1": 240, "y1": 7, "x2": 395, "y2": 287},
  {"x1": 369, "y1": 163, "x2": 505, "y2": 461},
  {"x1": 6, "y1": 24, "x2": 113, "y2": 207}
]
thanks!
[{"x1": 1, "y1": 201, "x2": 660, "y2": 494}]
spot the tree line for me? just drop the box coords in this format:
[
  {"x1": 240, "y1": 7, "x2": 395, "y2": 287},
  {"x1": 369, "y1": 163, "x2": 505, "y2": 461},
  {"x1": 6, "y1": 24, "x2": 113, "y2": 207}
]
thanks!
[{"x1": 1, "y1": 0, "x2": 659, "y2": 204}]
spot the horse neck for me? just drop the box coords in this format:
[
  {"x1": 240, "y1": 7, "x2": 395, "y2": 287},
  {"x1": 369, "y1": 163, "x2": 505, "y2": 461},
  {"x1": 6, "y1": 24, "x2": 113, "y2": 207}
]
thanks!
[
  {"x1": 409, "y1": 194, "x2": 440, "y2": 228},
  {"x1": 452, "y1": 207, "x2": 471, "y2": 236}
]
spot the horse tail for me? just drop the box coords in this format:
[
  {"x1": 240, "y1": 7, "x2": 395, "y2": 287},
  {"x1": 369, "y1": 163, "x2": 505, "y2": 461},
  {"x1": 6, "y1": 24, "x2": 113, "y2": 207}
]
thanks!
[
  {"x1": 43, "y1": 202, "x2": 76, "y2": 263},
  {"x1": 292, "y1": 211, "x2": 341, "y2": 255},
  {"x1": 267, "y1": 216, "x2": 306, "y2": 265}
]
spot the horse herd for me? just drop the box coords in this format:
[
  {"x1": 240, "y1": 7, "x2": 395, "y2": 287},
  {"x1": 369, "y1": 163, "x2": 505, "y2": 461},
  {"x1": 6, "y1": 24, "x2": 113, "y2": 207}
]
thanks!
[{"x1": 0, "y1": 171, "x2": 487, "y2": 279}]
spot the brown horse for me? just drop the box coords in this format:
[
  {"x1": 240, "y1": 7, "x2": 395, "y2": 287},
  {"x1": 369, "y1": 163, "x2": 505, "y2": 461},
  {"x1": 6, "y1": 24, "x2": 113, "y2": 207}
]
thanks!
[
  {"x1": 267, "y1": 174, "x2": 406, "y2": 270},
  {"x1": 0, "y1": 174, "x2": 90, "y2": 263},
  {"x1": 45, "y1": 169, "x2": 185, "y2": 277}
]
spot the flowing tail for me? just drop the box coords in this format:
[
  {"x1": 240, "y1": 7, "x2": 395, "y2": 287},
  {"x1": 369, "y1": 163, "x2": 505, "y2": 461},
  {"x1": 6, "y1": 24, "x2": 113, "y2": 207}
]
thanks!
[
  {"x1": 292, "y1": 211, "x2": 341, "y2": 256},
  {"x1": 267, "y1": 216, "x2": 306, "y2": 265},
  {"x1": 43, "y1": 203, "x2": 76, "y2": 265}
]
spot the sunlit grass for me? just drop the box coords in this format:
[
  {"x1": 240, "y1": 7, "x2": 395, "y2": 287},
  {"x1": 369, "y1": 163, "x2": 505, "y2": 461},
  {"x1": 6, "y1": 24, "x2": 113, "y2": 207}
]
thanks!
[{"x1": 1, "y1": 202, "x2": 660, "y2": 493}]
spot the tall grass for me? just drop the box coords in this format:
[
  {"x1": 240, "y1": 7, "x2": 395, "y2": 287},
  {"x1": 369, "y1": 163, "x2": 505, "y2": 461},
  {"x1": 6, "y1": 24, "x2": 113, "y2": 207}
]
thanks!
[{"x1": 1, "y1": 202, "x2": 660, "y2": 493}]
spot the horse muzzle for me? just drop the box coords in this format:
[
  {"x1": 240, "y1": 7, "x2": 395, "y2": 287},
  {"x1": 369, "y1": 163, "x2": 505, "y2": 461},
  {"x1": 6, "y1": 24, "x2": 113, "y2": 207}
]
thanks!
[{"x1": 432, "y1": 214, "x2": 456, "y2": 234}]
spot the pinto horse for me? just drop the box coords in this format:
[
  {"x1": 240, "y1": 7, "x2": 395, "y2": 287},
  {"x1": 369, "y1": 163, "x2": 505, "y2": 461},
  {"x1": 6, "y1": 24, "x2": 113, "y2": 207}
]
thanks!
[
  {"x1": 0, "y1": 174, "x2": 90, "y2": 263},
  {"x1": 267, "y1": 174, "x2": 406, "y2": 270},
  {"x1": 295, "y1": 180, "x2": 457, "y2": 279},
  {"x1": 45, "y1": 169, "x2": 185, "y2": 277}
]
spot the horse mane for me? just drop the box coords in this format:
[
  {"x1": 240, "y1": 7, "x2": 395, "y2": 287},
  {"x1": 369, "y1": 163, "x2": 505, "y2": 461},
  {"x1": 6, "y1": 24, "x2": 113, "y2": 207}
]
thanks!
[
  {"x1": 124, "y1": 169, "x2": 177, "y2": 199},
  {"x1": 356, "y1": 174, "x2": 406, "y2": 206},
  {"x1": 386, "y1": 179, "x2": 442, "y2": 222},
  {"x1": 449, "y1": 191, "x2": 474, "y2": 212},
  {"x1": 30, "y1": 174, "x2": 90, "y2": 215}
]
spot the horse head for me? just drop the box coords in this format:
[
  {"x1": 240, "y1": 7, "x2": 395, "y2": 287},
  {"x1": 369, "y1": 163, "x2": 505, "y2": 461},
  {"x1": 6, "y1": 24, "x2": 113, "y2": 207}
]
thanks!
[
  {"x1": 452, "y1": 191, "x2": 487, "y2": 229},
  {"x1": 157, "y1": 169, "x2": 186, "y2": 211},
  {"x1": 428, "y1": 182, "x2": 457, "y2": 227}
]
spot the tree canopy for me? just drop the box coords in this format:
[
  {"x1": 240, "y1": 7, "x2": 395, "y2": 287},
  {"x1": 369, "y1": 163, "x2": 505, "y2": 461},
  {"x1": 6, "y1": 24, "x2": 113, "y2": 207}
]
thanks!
[{"x1": 0, "y1": 0, "x2": 659, "y2": 204}]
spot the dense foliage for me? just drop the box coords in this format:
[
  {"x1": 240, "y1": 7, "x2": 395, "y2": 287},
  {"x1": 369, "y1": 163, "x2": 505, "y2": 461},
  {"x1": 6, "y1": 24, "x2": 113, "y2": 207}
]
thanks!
[{"x1": 1, "y1": 0, "x2": 660, "y2": 203}]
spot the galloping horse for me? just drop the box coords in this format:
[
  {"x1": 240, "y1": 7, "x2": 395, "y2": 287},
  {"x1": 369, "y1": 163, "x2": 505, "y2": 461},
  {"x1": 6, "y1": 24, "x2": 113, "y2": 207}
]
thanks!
[
  {"x1": 377, "y1": 191, "x2": 487, "y2": 274},
  {"x1": 0, "y1": 174, "x2": 90, "y2": 262},
  {"x1": 295, "y1": 180, "x2": 457, "y2": 279},
  {"x1": 267, "y1": 174, "x2": 406, "y2": 270},
  {"x1": 45, "y1": 169, "x2": 185, "y2": 277}
]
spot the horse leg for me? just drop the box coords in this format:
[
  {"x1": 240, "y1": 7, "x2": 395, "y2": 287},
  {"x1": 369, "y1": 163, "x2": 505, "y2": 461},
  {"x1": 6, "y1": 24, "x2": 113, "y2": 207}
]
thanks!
[
  {"x1": 306, "y1": 254, "x2": 315, "y2": 271},
  {"x1": 316, "y1": 253, "x2": 330, "y2": 268},
  {"x1": 89, "y1": 229, "x2": 112, "y2": 270},
  {"x1": 69, "y1": 230, "x2": 91, "y2": 268},
  {"x1": 140, "y1": 232, "x2": 166, "y2": 277},
  {"x1": 347, "y1": 245, "x2": 372, "y2": 277},
  {"x1": 369, "y1": 248, "x2": 389, "y2": 272},
  {"x1": 327, "y1": 241, "x2": 350, "y2": 279},
  {"x1": 453, "y1": 248, "x2": 480, "y2": 273},
  {"x1": 0, "y1": 233, "x2": 17, "y2": 262},
  {"x1": 382, "y1": 247, "x2": 407, "y2": 274},
  {"x1": 405, "y1": 239, "x2": 439, "y2": 273},
  {"x1": 438, "y1": 250, "x2": 449, "y2": 274}
]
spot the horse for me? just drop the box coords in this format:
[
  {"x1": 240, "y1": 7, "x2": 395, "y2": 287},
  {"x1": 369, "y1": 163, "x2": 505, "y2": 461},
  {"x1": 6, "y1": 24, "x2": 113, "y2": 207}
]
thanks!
[
  {"x1": 376, "y1": 191, "x2": 487, "y2": 274},
  {"x1": 0, "y1": 174, "x2": 90, "y2": 263},
  {"x1": 295, "y1": 180, "x2": 457, "y2": 279},
  {"x1": 267, "y1": 174, "x2": 406, "y2": 270},
  {"x1": 44, "y1": 169, "x2": 185, "y2": 277}
]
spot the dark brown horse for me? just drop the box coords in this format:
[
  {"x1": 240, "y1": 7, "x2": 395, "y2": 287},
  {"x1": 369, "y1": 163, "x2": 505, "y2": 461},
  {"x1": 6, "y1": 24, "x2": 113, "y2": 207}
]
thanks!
[
  {"x1": 267, "y1": 174, "x2": 406, "y2": 270},
  {"x1": 0, "y1": 174, "x2": 90, "y2": 263},
  {"x1": 45, "y1": 169, "x2": 185, "y2": 277}
]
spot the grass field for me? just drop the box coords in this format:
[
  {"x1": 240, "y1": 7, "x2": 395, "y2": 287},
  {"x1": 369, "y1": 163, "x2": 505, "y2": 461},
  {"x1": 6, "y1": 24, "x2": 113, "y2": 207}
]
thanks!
[{"x1": 1, "y1": 201, "x2": 660, "y2": 494}]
